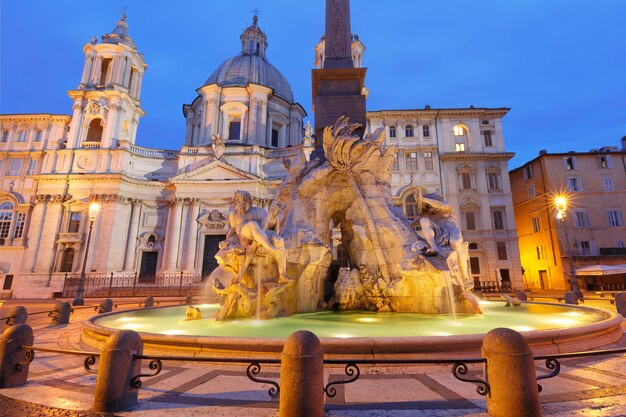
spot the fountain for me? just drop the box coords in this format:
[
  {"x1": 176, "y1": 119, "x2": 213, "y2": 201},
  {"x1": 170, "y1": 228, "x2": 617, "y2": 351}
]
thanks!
[{"x1": 81, "y1": 0, "x2": 623, "y2": 357}]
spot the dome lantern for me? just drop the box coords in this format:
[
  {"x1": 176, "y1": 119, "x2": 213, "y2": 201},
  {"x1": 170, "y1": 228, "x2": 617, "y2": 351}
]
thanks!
[{"x1": 240, "y1": 14, "x2": 267, "y2": 60}]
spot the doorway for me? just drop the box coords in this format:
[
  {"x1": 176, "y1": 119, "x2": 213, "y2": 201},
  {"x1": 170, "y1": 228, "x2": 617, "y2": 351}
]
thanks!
[
  {"x1": 202, "y1": 234, "x2": 226, "y2": 279},
  {"x1": 139, "y1": 251, "x2": 158, "y2": 283},
  {"x1": 538, "y1": 270, "x2": 548, "y2": 290}
]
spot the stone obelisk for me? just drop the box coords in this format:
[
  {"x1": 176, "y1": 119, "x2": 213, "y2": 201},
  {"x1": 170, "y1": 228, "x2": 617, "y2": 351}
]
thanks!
[{"x1": 312, "y1": 0, "x2": 367, "y2": 154}]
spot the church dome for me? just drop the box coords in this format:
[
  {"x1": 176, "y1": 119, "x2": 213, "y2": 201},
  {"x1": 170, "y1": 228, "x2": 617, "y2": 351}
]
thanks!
[{"x1": 203, "y1": 15, "x2": 294, "y2": 102}]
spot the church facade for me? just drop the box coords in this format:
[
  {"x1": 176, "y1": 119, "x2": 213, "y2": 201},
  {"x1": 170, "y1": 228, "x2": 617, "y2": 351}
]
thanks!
[{"x1": 0, "y1": 15, "x2": 521, "y2": 299}]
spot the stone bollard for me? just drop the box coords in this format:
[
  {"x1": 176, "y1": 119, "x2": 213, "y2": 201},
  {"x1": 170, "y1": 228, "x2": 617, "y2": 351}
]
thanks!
[
  {"x1": 184, "y1": 295, "x2": 194, "y2": 305},
  {"x1": 49, "y1": 301, "x2": 72, "y2": 325},
  {"x1": 482, "y1": 328, "x2": 540, "y2": 417},
  {"x1": 5, "y1": 306, "x2": 27, "y2": 330},
  {"x1": 94, "y1": 330, "x2": 143, "y2": 413},
  {"x1": 97, "y1": 299, "x2": 114, "y2": 314},
  {"x1": 143, "y1": 296, "x2": 154, "y2": 308},
  {"x1": 615, "y1": 292, "x2": 626, "y2": 317},
  {"x1": 279, "y1": 330, "x2": 324, "y2": 417},
  {"x1": 0, "y1": 324, "x2": 34, "y2": 388},
  {"x1": 516, "y1": 291, "x2": 527, "y2": 302},
  {"x1": 564, "y1": 291, "x2": 578, "y2": 305}
]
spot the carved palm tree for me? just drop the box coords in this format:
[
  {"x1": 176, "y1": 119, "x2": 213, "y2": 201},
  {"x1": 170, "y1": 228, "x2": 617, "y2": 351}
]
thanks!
[{"x1": 323, "y1": 117, "x2": 396, "y2": 283}]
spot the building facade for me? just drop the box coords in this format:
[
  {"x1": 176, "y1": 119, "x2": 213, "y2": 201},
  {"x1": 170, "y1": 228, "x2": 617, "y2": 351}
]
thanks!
[
  {"x1": 510, "y1": 143, "x2": 626, "y2": 291},
  {"x1": 0, "y1": 15, "x2": 522, "y2": 299}
]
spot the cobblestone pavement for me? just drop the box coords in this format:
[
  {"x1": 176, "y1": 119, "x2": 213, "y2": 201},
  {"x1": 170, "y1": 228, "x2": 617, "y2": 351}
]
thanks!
[{"x1": 0, "y1": 295, "x2": 625, "y2": 417}]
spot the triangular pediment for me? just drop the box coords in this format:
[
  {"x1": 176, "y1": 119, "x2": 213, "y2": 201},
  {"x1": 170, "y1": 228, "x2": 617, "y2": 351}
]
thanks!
[{"x1": 171, "y1": 159, "x2": 259, "y2": 182}]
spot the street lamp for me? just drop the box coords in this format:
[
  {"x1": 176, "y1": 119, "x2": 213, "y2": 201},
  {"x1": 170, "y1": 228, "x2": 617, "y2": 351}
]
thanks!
[
  {"x1": 73, "y1": 202, "x2": 100, "y2": 306},
  {"x1": 554, "y1": 195, "x2": 583, "y2": 298}
]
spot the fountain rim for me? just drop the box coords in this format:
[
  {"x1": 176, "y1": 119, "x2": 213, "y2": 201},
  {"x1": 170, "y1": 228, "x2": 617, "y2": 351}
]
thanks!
[{"x1": 81, "y1": 301, "x2": 625, "y2": 357}]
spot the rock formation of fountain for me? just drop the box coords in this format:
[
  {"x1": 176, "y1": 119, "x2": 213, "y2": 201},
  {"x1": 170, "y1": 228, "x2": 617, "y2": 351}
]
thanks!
[{"x1": 212, "y1": 117, "x2": 480, "y2": 319}]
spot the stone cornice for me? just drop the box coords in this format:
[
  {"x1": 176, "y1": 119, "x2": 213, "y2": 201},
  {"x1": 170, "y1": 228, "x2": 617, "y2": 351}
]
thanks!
[
  {"x1": 367, "y1": 108, "x2": 510, "y2": 120},
  {"x1": 439, "y1": 152, "x2": 515, "y2": 162},
  {"x1": 0, "y1": 114, "x2": 71, "y2": 124}
]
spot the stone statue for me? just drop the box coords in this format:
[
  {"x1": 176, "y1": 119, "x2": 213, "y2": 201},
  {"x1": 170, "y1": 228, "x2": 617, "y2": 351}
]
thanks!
[
  {"x1": 302, "y1": 121, "x2": 315, "y2": 162},
  {"x1": 227, "y1": 190, "x2": 290, "y2": 284},
  {"x1": 411, "y1": 189, "x2": 470, "y2": 286}
]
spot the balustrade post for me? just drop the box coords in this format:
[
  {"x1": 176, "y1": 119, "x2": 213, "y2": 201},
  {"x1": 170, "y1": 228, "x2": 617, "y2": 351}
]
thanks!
[
  {"x1": 4, "y1": 306, "x2": 27, "y2": 330},
  {"x1": 49, "y1": 301, "x2": 71, "y2": 325},
  {"x1": 279, "y1": 330, "x2": 324, "y2": 417},
  {"x1": 564, "y1": 291, "x2": 578, "y2": 305},
  {"x1": 482, "y1": 328, "x2": 540, "y2": 417},
  {"x1": 615, "y1": 292, "x2": 626, "y2": 317},
  {"x1": 93, "y1": 330, "x2": 143, "y2": 412},
  {"x1": 0, "y1": 324, "x2": 33, "y2": 388},
  {"x1": 98, "y1": 298, "x2": 113, "y2": 314}
]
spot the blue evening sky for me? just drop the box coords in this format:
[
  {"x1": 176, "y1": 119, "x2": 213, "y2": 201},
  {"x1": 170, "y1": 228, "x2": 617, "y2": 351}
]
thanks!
[{"x1": 1, "y1": 1, "x2": 625, "y2": 169}]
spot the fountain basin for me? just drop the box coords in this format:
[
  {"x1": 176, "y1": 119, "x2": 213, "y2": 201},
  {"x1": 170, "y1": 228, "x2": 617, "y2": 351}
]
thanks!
[{"x1": 81, "y1": 301, "x2": 624, "y2": 359}]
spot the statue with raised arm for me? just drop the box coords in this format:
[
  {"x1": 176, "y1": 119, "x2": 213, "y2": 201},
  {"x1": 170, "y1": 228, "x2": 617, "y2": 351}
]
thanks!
[{"x1": 227, "y1": 190, "x2": 290, "y2": 284}]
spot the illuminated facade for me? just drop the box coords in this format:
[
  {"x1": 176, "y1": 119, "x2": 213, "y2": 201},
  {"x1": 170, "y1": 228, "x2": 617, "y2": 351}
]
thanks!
[
  {"x1": 510, "y1": 144, "x2": 626, "y2": 291},
  {"x1": 0, "y1": 15, "x2": 522, "y2": 299}
]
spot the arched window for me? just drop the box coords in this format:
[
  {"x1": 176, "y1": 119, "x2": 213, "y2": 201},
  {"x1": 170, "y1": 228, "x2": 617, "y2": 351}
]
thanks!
[
  {"x1": 60, "y1": 248, "x2": 75, "y2": 272},
  {"x1": 405, "y1": 125, "x2": 414, "y2": 137},
  {"x1": 86, "y1": 119, "x2": 104, "y2": 143},
  {"x1": 0, "y1": 202, "x2": 14, "y2": 241},
  {"x1": 404, "y1": 194, "x2": 418, "y2": 220}
]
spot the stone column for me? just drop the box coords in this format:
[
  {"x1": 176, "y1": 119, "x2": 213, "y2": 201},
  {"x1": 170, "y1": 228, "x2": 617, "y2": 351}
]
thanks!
[
  {"x1": 279, "y1": 331, "x2": 324, "y2": 417},
  {"x1": 123, "y1": 200, "x2": 141, "y2": 271},
  {"x1": 163, "y1": 199, "x2": 183, "y2": 271},
  {"x1": 26, "y1": 196, "x2": 48, "y2": 271},
  {"x1": 135, "y1": 72, "x2": 143, "y2": 100},
  {"x1": 93, "y1": 330, "x2": 143, "y2": 412},
  {"x1": 185, "y1": 200, "x2": 200, "y2": 271},
  {"x1": 80, "y1": 54, "x2": 94, "y2": 85},
  {"x1": 482, "y1": 328, "x2": 540, "y2": 417},
  {"x1": 35, "y1": 196, "x2": 64, "y2": 272}
]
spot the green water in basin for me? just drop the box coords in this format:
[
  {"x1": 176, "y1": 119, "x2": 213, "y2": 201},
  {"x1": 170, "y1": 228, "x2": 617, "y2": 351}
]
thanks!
[{"x1": 93, "y1": 301, "x2": 609, "y2": 339}]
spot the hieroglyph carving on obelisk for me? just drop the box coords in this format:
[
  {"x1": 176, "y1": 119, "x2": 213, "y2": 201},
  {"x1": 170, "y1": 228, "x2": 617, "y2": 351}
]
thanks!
[{"x1": 325, "y1": 0, "x2": 353, "y2": 67}]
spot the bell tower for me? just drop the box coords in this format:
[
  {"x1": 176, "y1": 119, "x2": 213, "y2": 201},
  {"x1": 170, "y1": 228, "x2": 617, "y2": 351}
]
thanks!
[{"x1": 66, "y1": 13, "x2": 147, "y2": 150}]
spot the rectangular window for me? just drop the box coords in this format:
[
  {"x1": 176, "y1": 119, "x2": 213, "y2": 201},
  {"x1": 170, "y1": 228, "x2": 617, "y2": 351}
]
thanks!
[
  {"x1": 34, "y1": 129, "x2": 42, "y2": 142},
  {"x1": 460, "y1": 172, "x2": 472, "y2": 190},
  {"x1": 606, "y1": 209, "x2": 624, "y2": 227},
  {"x1": 496, "y1": 241, "x2": 508, "y2": 260},
  {"x1": 600, "y1": 155, "x2": 613, "y2": 169},
  {"x1": 487, "y1": 172, "x2": 501, "y2": 190},
  {"x1": 567, "y1": 178, "x2": 581, "y2": 191},
  {"x1": 579, "y1": 241, "x2": 591, "y2": 255},
  {"x1": 574, "y1": 210, "x2": 591, "y2": 228},
  {"x1": 482, "y1": 130, "x2": 493, "y2": 147},
  {"x1": 405, "y1": 152, "x2": 418, "y2": 170},
  {"x1": 602, "y1": 177, "x2": 613, "y2": 191},
  {"x1": 527, "y1": 184, "x2": 536, "y2": 199},
  {"x1": 13, "y1": 212, "x2": 26, "y2": 238},
  {"x1": 271, "y1": 128, "x2": 279, "y2": 147},
  {"x1": 27, "y1": 159, "x2": 37, "y2": 175},
  {"x1": 6, "y1": 158, "x2": 23, "y2": 176},
  {"x1": 99, "y1": 58, "x2": 112, "y2": 85},
  {"x1": 536, "y1": 245, "x2": 545, "y2": 260},
  {"x1": 455, "y1": 142, "x2": 466, "y2": 152},
  {"x1": 461, "y1": 172, "x2": 472, "y2": 190},
  {"x1": 392, "y1": 154, "x2": 399, "y2": 171},
  {"x1": 422, "y1": 125, "x2": 430, "y2": 138},
  {"x1": 1, "y1": 131, "x2": 8, "y2": 142},
  {"x1": 389, "y1": 126, "x2": 396, "y2": 138},
  {"x1": 492, "y1": 210, "x2": 504, "y2": 230},
  {"x1": 523, "y1": 165, "x2": 533, "y2": 180},
  {"x1": 229, "y1": 121, "x2": 241, "y2": 140},
  {"x1": 405, "y1": 125, "x2": 414, "y2": 137},
  {"x1": 0, "y1": 211, "x2": 12, "y2": 239},
  {"x1": 563, "y1": 156, "x2": 577, "y2": 170},
  {"x1": 465, "y1": 211, "x2": 476, "y2": 230},
  {"x1": 531, "y1": 217, "x2": 541, "y2": 233},
  {"x1": 470, "y1": 257, "x2": 480, "y2": 274},
  {"x1": 424, "y1": 152, "x2": 433, "y2": 170},
  {"x1": 2, "y1": 275, "x2": 13, "y2": 290},
  {"x1": 67, "y1": 212, "x2": 81, "y2": 233}
]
